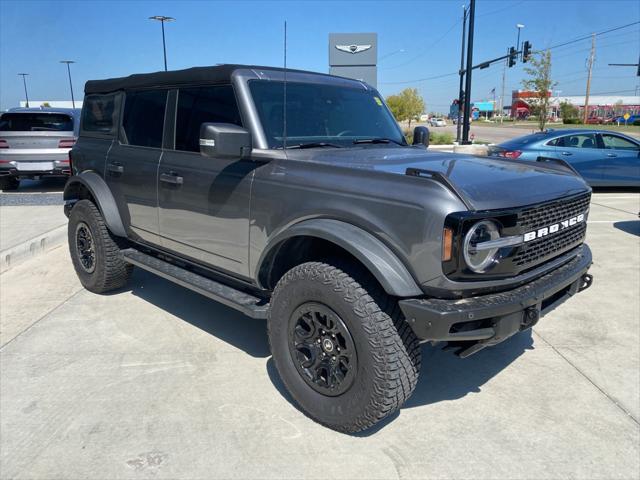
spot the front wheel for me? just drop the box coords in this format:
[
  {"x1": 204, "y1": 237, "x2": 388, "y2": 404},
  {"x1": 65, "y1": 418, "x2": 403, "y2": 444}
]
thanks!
[
  {"x1": 268, "y1": 261, "x2": 422, "y2": 433},
  {"x1": 68, "y1": 200, "x2": 132, "y2": 293}
]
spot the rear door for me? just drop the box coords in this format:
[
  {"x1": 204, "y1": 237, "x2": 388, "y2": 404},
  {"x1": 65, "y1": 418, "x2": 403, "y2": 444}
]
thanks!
[
  {"x1": 599, "y1": 133, "x2": 640, "y2": 186},
  {"x1": 551, "y1": 133, "x2": 603, "y2": 184},
  {"x1": 106, "y1": 89, "x2": 168, "y2": 245},
  {"x1": 158, "y1": 84, "x2": 255, "y2": 277}
]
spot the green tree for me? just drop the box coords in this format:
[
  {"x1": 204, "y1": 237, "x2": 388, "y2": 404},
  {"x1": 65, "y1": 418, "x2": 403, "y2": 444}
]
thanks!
[
  {"x1": 386, "y1": 88, "x2": 425, "y2": 129},
  {"x1": 559, "y1": 100, "x2": 578, "y2": 120},
  {"x1": 521, "y1": 50, "x2": 557, "y2": 131}
]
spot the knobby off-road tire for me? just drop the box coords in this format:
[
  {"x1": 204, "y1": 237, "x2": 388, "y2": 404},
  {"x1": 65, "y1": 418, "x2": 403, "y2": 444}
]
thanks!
[
  {"x1": 268, "y1": 261, "x2": 422, "y2": 433},
  {"x1": 68, "y1": 199, "x2": 132, "y2": 293}
]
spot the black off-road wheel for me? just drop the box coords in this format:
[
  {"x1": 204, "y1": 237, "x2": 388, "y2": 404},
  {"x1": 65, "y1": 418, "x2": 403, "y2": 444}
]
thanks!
[
  {"x1": 68, "y1": 200, "x2": 132, "y2": 293},
  {"x1": 0, "y1": 177, "x2": 19, "y2": 191},
  {"x1": 268, "y1": 261, "x2": 422, "y2": 433}
]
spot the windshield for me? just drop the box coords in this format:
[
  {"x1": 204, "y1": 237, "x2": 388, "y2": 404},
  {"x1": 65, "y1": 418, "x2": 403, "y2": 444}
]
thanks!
[
  {"x1": 0, "y1": 113, "x2": 74, "y2": 132},
  {"x1": 249, "y1": 80, "x2": 405, "y2": 148}
]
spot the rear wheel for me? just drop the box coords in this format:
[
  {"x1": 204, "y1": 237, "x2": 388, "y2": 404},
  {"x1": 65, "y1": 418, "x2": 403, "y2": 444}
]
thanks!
[
  {"x1": 268, "y1": 261, "x2": 421, "y2": 433},
  {"x1": 68, "y1": 200, "x2": 132, "y2": 293},
  {"x1": 0, "y1": 177, "x2": 19, "y2": 191}
]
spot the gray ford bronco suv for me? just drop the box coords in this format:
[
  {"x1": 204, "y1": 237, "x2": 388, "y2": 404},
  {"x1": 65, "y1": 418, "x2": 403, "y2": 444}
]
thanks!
[{"x1": 64, "y1": 65, "x2": 593, "y2": 433}]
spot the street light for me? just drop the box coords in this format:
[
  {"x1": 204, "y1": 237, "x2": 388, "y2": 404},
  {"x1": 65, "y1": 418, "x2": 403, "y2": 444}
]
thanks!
[
  {"x1": 17, "y1": 73, "x2": 30, "y2": 107},
  {"x1": 516, "y1": 24, "x2": 525, "y2": 51},
  {"x1": 149, "y1": 15, "x2": 175, "y2": 71},
  {"x1": 60, "y1": 60, "x2": 76, "y2": 108}
]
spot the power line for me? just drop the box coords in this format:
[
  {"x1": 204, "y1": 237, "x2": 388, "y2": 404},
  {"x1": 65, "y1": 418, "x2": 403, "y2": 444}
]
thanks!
[{"x1": 539, "y1": 21, "x2": 639, "y2": 52}]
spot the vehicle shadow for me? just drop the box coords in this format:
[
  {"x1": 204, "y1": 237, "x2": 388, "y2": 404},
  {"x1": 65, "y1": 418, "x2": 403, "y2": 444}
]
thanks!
[
  {"x1": 124, "y1": 269, "x2": 533, "y2": 434},
  {"x1": 614, "y1": 220, "x2": 640, "y2": 237},
  {"x1": 126, "y1": 269, "x2": 270, "y2": 358},
  {"x1": 13, "y1": 177, "x2": 67, "y2": 193}
]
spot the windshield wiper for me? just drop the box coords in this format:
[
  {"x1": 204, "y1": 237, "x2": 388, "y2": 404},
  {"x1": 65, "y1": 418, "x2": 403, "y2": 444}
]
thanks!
[
  {"x1": 353, "y1": 137, "x2": 405, "y2": 146},
  {"x1": 286, "y1": 142, "x2": 344, "y2": 149}
]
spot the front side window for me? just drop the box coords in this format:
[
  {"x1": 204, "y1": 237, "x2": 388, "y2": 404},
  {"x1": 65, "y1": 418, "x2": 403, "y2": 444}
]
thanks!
[
  {"x1": 0, "y1": 112, "x2": 73, "y2": 132},
  {"x1": 121, "y1": 90, "x2": 168, "y2": 148},
  {"x1": 249, "y1": 80, "x2": 405, "y2": 148},
  {"x1": 601, "y1": 134, "x2": 639, "y2": 151},
  {"x1": 82, "y1": 94, "x2": 117, "y2": 134},
  {"x1": 175, "y1": 85, "x2": 242, "y2": 152},
  {"x1": 556, "y1": 134, "x2": 597, "y2": 149}
]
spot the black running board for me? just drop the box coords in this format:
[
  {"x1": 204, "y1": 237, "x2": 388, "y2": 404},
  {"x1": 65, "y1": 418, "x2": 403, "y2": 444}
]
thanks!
[{"x1": 122, "y1": 249, "x2": 269, "y2": 319}]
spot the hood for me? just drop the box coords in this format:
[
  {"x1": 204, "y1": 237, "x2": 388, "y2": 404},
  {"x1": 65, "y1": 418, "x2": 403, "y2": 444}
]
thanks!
[{"x1": 285, "y1": 146, "x2": 590, "y2": 211}]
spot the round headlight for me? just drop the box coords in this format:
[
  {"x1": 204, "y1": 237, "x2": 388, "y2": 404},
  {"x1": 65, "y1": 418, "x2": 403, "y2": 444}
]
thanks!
[{"x1": 463, "y1": 220, "x2": 500, "y2": 273}]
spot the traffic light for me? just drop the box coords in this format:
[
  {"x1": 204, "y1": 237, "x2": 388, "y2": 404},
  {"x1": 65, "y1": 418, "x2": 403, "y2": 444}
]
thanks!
[
  {"x1": 522, "y1": 41, "x2": 532, "y2": 63},
  {"x1": 508, "y1": 47, "x2": 517, "y2": 68}
]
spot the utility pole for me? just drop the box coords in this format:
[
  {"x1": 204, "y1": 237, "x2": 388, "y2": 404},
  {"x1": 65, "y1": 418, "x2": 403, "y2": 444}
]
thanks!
[
  {"x1": 583, "y1": 33, "x2": 596, "y2": 124},
  {"x1": 456, "y1": 4, "x2": 467, "y2": 144},
  {"x1": 461, "y1": 0, "x2": 475, "y2": 144},
  {"x1": 60, "y1": 60, "x2": 76, "y2": 108},
  {"x1": 18, "y1": 73, "x2": 30, "y2": 107}
]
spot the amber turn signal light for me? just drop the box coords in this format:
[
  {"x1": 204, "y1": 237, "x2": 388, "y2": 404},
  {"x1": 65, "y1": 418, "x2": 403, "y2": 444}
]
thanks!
[{"x1": 442, "y1": 227, "x2": 453, "y2": 261}]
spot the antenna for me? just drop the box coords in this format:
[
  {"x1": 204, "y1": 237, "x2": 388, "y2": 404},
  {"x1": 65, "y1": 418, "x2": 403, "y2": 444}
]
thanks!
[{"x1": 283, "y1": 20, "x2": 288, "y2": 150}]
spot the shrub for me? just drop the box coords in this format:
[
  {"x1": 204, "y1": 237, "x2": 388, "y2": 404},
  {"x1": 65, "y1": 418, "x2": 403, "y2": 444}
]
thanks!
[
  {"x1": 633, "y1": 120, "x2": 640, "y2": 126},
  {"x1": 563, "y1": 118, "x2": 582, "y2": 125},
  {"x1": 430, "y1": 132, "x2": 454, "y2": 145}
]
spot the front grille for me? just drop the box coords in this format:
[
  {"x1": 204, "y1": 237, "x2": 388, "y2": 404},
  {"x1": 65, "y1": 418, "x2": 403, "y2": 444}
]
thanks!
[
  {"x1": 513, "y1": 222, "x2": 586, "y2": 267},
  {"x1": 518, "y1": 192, "x2": 591, "y2": 231}
]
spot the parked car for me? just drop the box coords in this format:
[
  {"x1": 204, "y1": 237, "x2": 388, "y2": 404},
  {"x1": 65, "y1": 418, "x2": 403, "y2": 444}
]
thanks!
[
  {"x1": 0, "y1": 107, "x2": 80, "y2": 190},
  {"x1": 429, "y1": 117, "x2": 447, "y2": 127},
  {"x1": 488, "y1": 129, "x2": 640, "y2": 187},
  {"x1": 65, "y1": 65, "x2": 594, "y2": 433},
  {"x1": 613, "y1": 114, "x2": 640, "y2": 124}
]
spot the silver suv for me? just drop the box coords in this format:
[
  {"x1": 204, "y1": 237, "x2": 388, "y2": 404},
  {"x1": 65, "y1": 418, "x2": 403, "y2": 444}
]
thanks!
[{"x1": 0, "y1": 107, "x2": 80, "y2": 190}]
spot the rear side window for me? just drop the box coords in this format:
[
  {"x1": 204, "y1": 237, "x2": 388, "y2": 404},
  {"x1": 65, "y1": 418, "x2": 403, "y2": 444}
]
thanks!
[
  {"x1": 82, "y1": 94, "x2": 117, "y2": 134},
  {"x1": 555, "y1": 134, "x2": 597, "y2": 149},
  {"x1": 175, "y1": 85, "x2": 242, "y2": 152},
  {"x1": 121, "y1": 90, "x2": 168, "y2": 148},
  {"x1": 0, "y1": 113, "x2": 73, "y2": 132}
]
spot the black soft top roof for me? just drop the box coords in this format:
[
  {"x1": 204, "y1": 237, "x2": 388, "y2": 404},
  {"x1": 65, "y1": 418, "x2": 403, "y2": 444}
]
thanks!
[{"x1": 84, "y1": 64, "x2": 338, "y2": 94}]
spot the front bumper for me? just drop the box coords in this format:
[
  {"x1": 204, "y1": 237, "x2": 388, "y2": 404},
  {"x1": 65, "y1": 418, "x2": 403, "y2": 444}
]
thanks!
[{"x1": 399, "y1": 245, "x2": 593, "y2": 357}]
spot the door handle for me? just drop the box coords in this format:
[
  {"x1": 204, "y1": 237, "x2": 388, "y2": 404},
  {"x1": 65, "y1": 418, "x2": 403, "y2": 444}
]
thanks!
[
  {"x1": 561, "y1": 151, "x2": 573, "y2": 156},
  {"x1": 160, "y1": 172, "x2": 184, "y2": 185},
  {"x1": 107, "y1": 162, "x2": 124, "y2": 174}
]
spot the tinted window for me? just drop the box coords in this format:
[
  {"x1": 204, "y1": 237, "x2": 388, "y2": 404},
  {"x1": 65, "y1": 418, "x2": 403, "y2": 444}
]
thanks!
[
  {"x1": 82, "y1": 94, "x2": 117, "y2": 134},
  {"x1": 0, "y1": 113, "x2": 73, "y2": 132},
  {"x1": 556, "y1": 134, "x2": 597, "y2": 149},
  {"x1": 602, "y1": 134, "x2": 639, "y2": 151},
  {"x1": 121, "y1": 90, "x2": 168, "y2": 148},
  {"x1": 249, "y1": 80, "x2": 404, "y2": 149},
  {"x1": 175, "y1": 85, "x2": 242, "y2": 152}
]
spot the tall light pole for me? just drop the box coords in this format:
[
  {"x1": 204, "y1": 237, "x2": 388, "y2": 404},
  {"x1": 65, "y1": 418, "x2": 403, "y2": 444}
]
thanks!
[
  {"x1": 461, "y1": 0, "x2": 475, "y2": 144},
  {"x1": 500, "y1": 24, "x2": 524, "y2": 124},
  {"x1": 60, "y1": 60, "x2": 76, "y2": 108},
  {"x1": 456, "y1": 4, "x2": 467, "y2": 143},
  {"x1": 149, "y1": 15, "x2": 175, "y2": 71},
  {"x1": 17, "y1": 73, "x2": 30, "y2": 107}
]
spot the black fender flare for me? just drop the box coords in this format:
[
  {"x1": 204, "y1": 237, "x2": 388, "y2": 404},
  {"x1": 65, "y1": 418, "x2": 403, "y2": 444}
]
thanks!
[
  {"x1": 63, "y1": 171, "x2": 126, "y2": 237},
  {"x1": 257, "y1": 218, "x2": 423, "y2": 297}
]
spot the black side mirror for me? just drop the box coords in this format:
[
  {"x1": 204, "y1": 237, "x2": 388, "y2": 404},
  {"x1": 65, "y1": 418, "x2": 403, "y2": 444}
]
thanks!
[
  {"x1": 413, "y1": 126, "x2": 430, "y2": 148},
  {"x1": 200, "y1": 123, "x2": 252, "y2": 159}
]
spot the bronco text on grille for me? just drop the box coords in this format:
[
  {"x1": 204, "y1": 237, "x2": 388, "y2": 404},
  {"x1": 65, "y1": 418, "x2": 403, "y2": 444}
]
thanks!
[{"x1": 514, "y1": 192, "x2": 591, "y2": 270}]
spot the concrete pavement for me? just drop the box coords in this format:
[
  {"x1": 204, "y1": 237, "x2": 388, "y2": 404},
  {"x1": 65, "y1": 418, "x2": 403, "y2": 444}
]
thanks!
[{"x1": 1, "y1": 192, "x2": 639, "y2": 479}]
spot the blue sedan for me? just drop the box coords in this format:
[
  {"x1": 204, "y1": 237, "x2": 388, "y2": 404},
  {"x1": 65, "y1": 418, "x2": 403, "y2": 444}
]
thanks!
[{"x1": 488, "y1": 129, "x2": 640, "y2": 187}]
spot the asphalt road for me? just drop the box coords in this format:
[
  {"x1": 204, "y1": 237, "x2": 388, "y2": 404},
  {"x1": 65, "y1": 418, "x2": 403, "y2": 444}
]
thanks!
[
  {"x1": 0, "y1": 178, "x2": 64, "y2": 206},
  {"x1": 1, "y1": 192, "x2": 639, "y2": 479}
]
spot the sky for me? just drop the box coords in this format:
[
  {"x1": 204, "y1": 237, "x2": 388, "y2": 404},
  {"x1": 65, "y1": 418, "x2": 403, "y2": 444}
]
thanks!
[{"x1": 1, "y1": 0, "x2": 639, "y2": 113}]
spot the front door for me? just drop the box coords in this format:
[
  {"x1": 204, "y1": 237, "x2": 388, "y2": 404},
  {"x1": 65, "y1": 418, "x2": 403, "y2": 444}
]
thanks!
[
  {"x1": 106, "y1": 89, "x2": 168, "y2": 245},
  {"x1": 158, "y1": 85, "x2": 255, "y2": 278},
  {"x1": 599, "y1": 133, "x2": 640, "y2": 187}
]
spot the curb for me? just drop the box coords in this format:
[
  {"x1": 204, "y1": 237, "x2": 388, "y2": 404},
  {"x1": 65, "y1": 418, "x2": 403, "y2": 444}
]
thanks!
[{"x1": 1, "y1": 224, "x2": 67, "y2": 273}]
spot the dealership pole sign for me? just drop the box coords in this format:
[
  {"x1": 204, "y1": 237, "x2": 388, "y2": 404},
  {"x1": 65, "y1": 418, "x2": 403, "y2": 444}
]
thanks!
[{"x1": 329, "y1": 33, "x2": 377, "y2": 88}]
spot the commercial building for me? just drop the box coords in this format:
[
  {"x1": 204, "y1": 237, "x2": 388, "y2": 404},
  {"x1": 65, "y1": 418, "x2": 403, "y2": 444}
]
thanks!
[{"x1": 511, "y1": 91, "x2": 639, "y2": 120}]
